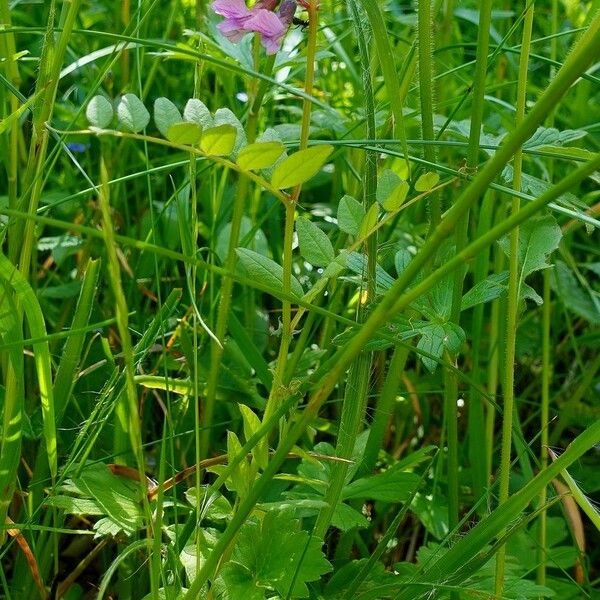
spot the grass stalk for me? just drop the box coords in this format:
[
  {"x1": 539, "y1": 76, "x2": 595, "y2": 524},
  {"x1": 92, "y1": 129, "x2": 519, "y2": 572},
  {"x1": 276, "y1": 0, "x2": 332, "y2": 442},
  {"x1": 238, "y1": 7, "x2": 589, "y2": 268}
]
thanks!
[
  {"x1": 417, "y1": 0, "x2": 440, "y2": 228},
  {"x1": 443, "y1": 0, "x2": 493, "y2": 531},
  {"x1": 312, "y1": 0, "x2": 377, "y2": 539},
  {"x1": 494, "y1": 4, "x2": 535, "y2": 595}
]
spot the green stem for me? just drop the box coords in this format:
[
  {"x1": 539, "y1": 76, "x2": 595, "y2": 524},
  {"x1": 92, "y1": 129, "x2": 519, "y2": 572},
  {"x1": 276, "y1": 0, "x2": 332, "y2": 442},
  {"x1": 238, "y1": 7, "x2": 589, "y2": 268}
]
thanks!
[
  {"x1": 494, "y1": 4, "x2": 535, "y2": 595},
  {"x1": 443, "y1": 0, "x2": 493, "y2": 532},
  {"x1": 312, "y1": 0, "x2": 377, "y2": 540},
  {"x1": 202, "y1": 49, "x2": 276, "y2": 458},
  {"x1": 263, "y1": 1, "x2": 318, "y2": 423},
  {"x1": 418, "y1": 0, "x2": 440, "y2": 228}
]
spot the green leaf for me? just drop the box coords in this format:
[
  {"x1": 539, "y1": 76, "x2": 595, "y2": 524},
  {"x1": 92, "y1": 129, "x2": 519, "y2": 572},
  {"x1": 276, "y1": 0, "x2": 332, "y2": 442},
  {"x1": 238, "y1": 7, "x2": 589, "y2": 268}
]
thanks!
[
  {"x1": 165, "y1": 122, "x2": 203, "y2": 145},
  {"x1": 68, "y1": 462, "x2": 144, "y2": 536},
  {"x1": 523, "y1": 126, "x2": 587, "y2": 150},
  {"x1": 117, "y1": 93, "x2": 150, "y2": 132},
  {"x1": 236, "y1": 248, "x2": 303, "y2": 298},
  {"x1": 154, "y1": 97, "x2": 182, "y2": 137},
  {"x1": 499, "y1": 214, "x2": 562, "y2": 303},
  {"x1": 296, "y1": 217, "x2": 335, "y2": 267},
  {"x1": 461, "y1": 271, "x2": 509, "y2": 311},
  {"x1": 236, "y1": 141, "x2": 285, "y2": 171},
  {"x1": 551, "y1": 260, "x2": 600, "y2": 324},
  {"x1": 200, "y1": 124, "x2": 236, "y2": 156},
  {"x1": 271, "y1": 145, "x2": 333, "y2": 189},
  {"x1": 414, "y1": 171, "x2": 440, "y2": 192},
  {"x1": 342, "y1": 467, "x2": 420, "y2": 503},
  {"x1": 358, "y1": 202, "x2": 379, "y2": 239},
  {"x1": 214, "y1": 107, "x2": 247, "y2": 156},
  {"x1": 337, "y1": 195, "x2": 365, "y2": 236},
  {"x1": 239, "y1": 405, "x2": 269, "y2": 470},
  {"x1": 86, "y1": 95, "x2": 113, "y2": 128},
  {"x1": 417, "y1": 323, "x2": 465, "y2": 373},
  {"x1": 183, "y1": 98, "x2": 213, "y2": 129},
  {"x1": 346, "y1": 252, "x2": 394, "y2": 295},
  {"x1": 377, "y1": 169, "x2": 409, "y2": 211},
  {"x1": 221, "y1": 510, "x2": 332, "y2": 598}
]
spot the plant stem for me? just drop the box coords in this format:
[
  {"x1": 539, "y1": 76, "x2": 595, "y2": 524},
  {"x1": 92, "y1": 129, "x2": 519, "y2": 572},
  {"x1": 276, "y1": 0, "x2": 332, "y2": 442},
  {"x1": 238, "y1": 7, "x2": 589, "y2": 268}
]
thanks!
[
  {"x1": 263, "y1": 1, "x2": 319, "y2": 424},
  {"x1": 494, "y1": 4, "x2": 535, "y2": 595},
  {"x1": 443, "y1": 0, "x2": 493, "y2": 532},
  {"x1": 202, "y1": 48, "x2": 276, "y2": 458},
  {"x1": 418, "y1": 0, "x2": 440, "y2": 228},
  {"x1": 312, "y1": 0, "x2": 377, "y2": 540}
]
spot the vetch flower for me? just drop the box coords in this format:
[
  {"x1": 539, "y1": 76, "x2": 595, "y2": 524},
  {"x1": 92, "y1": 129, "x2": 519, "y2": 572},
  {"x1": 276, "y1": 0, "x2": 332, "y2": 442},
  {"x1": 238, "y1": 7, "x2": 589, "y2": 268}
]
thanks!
[
  {"x1": 212, "y1": 0, "x2": 298, "y2": 54},
  {"x1": 212, "y1": 0, "x2": 253, "y2": 42}
]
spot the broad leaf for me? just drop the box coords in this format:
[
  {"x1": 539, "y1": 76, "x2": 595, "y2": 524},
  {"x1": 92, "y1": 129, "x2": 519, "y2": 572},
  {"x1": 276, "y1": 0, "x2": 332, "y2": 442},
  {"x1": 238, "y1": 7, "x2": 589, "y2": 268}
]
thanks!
[
  {"x1": 117, "y1": 93, "x2": 150, "y2": 132},
  {"x1": 461, "y1": 271, "x2": 509, "y2": 311},
  {"x1": 271, "y1": 145, "x2": 333, "y2": 189},
  {"x1": 377, "y1": 169, "x2": 409, "y2": 211},
  {"x1": 236, "y1": 141, "x2": 285, "y2": 171},
  {"x1": 154, "y1": 97, "x2": 182, "y2": 137},
  {"x1": 415, "y1": 171, "x2": 440, "y2": 192},
  {"x1": 337, "y1": 195, "x2": 365, "y2": 236},
  {"x1": 358, "y1": 202, "x2": 379, "y2": 239},
  {"x1": 166, "y1": 122, "x2": 202, "y2": 145},
  {"x1": 214, "y1": 107, "x2": 247, "y2": 156},
  {"x1": 342, "y1": 467, "x2": 420, "y2": 503},
  {"x1": 236, "y1": 248, "x2": 303, "y2": 298},
  {"x1": 86, "y1": 95, "x2": 113, "y2": 128},
  {"x1": 200, "y1": 124, "x2": 236, "y2": 156},
  {"x1": 296, "y1": 216, "x2": 335, "y2": 267},
  {"x1": 183, "y1": 98, "x2": 213, "y2": 129},
  {"x1": 551, "y1": 260, "x2": 600, "y2": 324}
]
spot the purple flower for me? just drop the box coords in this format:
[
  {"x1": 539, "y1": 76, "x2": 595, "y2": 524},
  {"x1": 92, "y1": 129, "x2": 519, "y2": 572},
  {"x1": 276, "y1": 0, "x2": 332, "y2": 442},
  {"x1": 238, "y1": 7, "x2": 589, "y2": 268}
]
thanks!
[
  {"x1": 212, "y1": 0, "x2": 253, "y2": 42},
  {"x1": 212, "y1": 0, "x2": 297, "y2": 54}
]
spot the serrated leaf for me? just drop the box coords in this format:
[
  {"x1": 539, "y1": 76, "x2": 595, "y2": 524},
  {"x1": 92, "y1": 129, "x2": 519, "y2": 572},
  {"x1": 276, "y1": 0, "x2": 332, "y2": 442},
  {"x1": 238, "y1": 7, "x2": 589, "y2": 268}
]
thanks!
[
  {"x1": 337, "y1": 195, "x2": 365, "y2": 236},
  {"x1": 200, "y1": 124, "x2": 236, "y2": 156},
  {"x1": 358, "y1": 202, "x2": 379, "y2": 239},
  {"x1": 415, "y1": 171, "x2": 440, "y2": 192},
  {"x1": 296, "y1": 217, "x2": 335, "y2": 267},
  {"x1": 117, "y1": 93, "x2": 150, "y2": 132},
  {"x1": 377, "y1": 169, "x2": 409, "y2": 211},
  {"x1": 236, "y1": 248, "x2": 303, "y2": 298},
  {"x1": 236, "y1": 141, "x2": 285, "y2": 171},
  {"x1": 271, "y1": 145, "x2": 333, "y2": 189},
  {"x1": 222, "y1": 510, "x2": 332, "y2": 598},
  {"x1": 499, "y1": 215, "x2": 562, "y2": 303},
  {"x1": 166, "y1": 122, "x2": 202, "y2": 145},
  {"x1": 154, "y1": 97, "x2": 182, "y2": 137},
  {"x1": 86, "y1": 95, "x2": 113, "y2": 128},
  {"x1": 183, "y1": 98, "x2": 213, "y2": 129}
]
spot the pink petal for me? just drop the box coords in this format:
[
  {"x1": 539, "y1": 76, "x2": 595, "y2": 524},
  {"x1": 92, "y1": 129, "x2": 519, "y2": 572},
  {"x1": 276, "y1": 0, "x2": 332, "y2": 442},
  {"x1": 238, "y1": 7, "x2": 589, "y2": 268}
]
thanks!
[
  {"x1": 212, "y1": 0, "x2": 250, "y2": 19},
  {"x1": 244, "y1": 9, "x2": 286, "y2": 38}
]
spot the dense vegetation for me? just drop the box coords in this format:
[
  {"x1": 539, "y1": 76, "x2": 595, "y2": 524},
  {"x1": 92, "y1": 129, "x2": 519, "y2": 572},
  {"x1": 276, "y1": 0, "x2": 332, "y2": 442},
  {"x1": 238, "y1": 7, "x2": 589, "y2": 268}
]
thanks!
[{"x1": 1, "y1": 1, "x2": 599, "y2": 598}]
